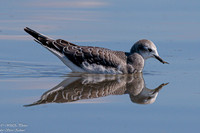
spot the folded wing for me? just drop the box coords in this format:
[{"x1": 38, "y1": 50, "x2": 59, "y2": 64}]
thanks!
[{"x1": 52, "y1": 39, "x2": 127, "y2": 72}]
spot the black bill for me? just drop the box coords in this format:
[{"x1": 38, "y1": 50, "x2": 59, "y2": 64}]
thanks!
[{"x1": 154, "y1": 55, "x2": 169, "y2": 64}]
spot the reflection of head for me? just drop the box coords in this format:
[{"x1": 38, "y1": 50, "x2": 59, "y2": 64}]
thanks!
[
  {"x1": 125, "y1": 73, "x2": 158, "y2": 104},
  {"x1": 128, "y1": 82, "x2": 168, "y2": 104},
  {"x1": 129, "y1": 88, "x2": 158, "y2": 104}
]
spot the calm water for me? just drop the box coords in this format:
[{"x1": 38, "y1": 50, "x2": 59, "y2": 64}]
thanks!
[{"x1": 0, "y1": 0, "x2": 200, "y2": 133}]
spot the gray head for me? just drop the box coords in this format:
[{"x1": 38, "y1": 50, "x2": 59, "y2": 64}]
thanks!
[{"x1": 130, "y1": 39, "x2": 169, "y2": 64}]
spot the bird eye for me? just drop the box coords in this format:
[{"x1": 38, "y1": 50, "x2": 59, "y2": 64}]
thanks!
[{"x1": 148, "y1": 48, "x2": 152, "y2": 52}]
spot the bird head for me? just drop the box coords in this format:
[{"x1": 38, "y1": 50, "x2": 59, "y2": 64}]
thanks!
[{"x1": 130, "y1": 39, "x2": 169, "y2": 64}]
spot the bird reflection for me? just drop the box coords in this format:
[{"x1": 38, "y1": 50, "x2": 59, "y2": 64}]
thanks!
[{"x1": 24, "y1": 73, "x2": 168, "y2": 106}]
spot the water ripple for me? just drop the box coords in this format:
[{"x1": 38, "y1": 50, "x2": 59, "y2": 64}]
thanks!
[{"x1": 0, "y1": 60, "x2": 69, "y2": 79}]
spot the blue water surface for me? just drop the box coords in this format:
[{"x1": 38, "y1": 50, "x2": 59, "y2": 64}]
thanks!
[{"x1": 0, "y1": 0, "x2": 200, "y2": 133}]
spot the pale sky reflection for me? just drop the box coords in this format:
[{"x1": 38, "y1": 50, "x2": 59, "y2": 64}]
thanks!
[
  {"x1": 28, "y1": 1, "x2": 109, "y2": 8},
  {"x1": 0, "y1": 0, "x2": 199, "y2": 42}
]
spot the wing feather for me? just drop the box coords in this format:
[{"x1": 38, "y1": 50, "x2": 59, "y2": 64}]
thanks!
[{"x1": 50, "y1": 39, "x2": 127, "y2": 72}]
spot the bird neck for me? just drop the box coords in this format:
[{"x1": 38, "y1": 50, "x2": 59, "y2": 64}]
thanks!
[{"x1": 127, "y1": 53, "x2": 144, "y2": 73}]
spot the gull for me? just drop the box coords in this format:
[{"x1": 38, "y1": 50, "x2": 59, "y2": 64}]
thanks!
[{"x1": 24, "y1": 27, "x2": 168, "y2": 74}]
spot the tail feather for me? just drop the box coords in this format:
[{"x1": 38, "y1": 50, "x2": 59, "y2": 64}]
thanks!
[
  {"x1": 24, "y1": 27, "x2": 51, "y2": 44},
  {"x1": 24, "y1": 27, "x2": 65, "y2": 58}
]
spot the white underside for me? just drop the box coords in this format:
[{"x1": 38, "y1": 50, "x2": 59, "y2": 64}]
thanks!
[
  {"x1": 82, "y1": 61, "x2": 123, "y2": 74},
  {"x1": 45, "y1": 47, "x2": 123, "y2": 74},
  {"x1": 45, "y1": 47, "x2": 85, "y2": 72}
]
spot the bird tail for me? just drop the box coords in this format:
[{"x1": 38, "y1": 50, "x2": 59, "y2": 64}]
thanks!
[{"x1": 24, "y1": 27, "x2": 51, "y2": 44}]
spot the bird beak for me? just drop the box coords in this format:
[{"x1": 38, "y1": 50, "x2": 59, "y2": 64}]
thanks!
[{"x1": 154, "y1": 55, "x2": 169, "y2": 64}]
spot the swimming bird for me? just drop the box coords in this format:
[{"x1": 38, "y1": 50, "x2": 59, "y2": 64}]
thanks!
[{"x1": 24, "y1": 27, "x2": 168, "y2": 74}]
